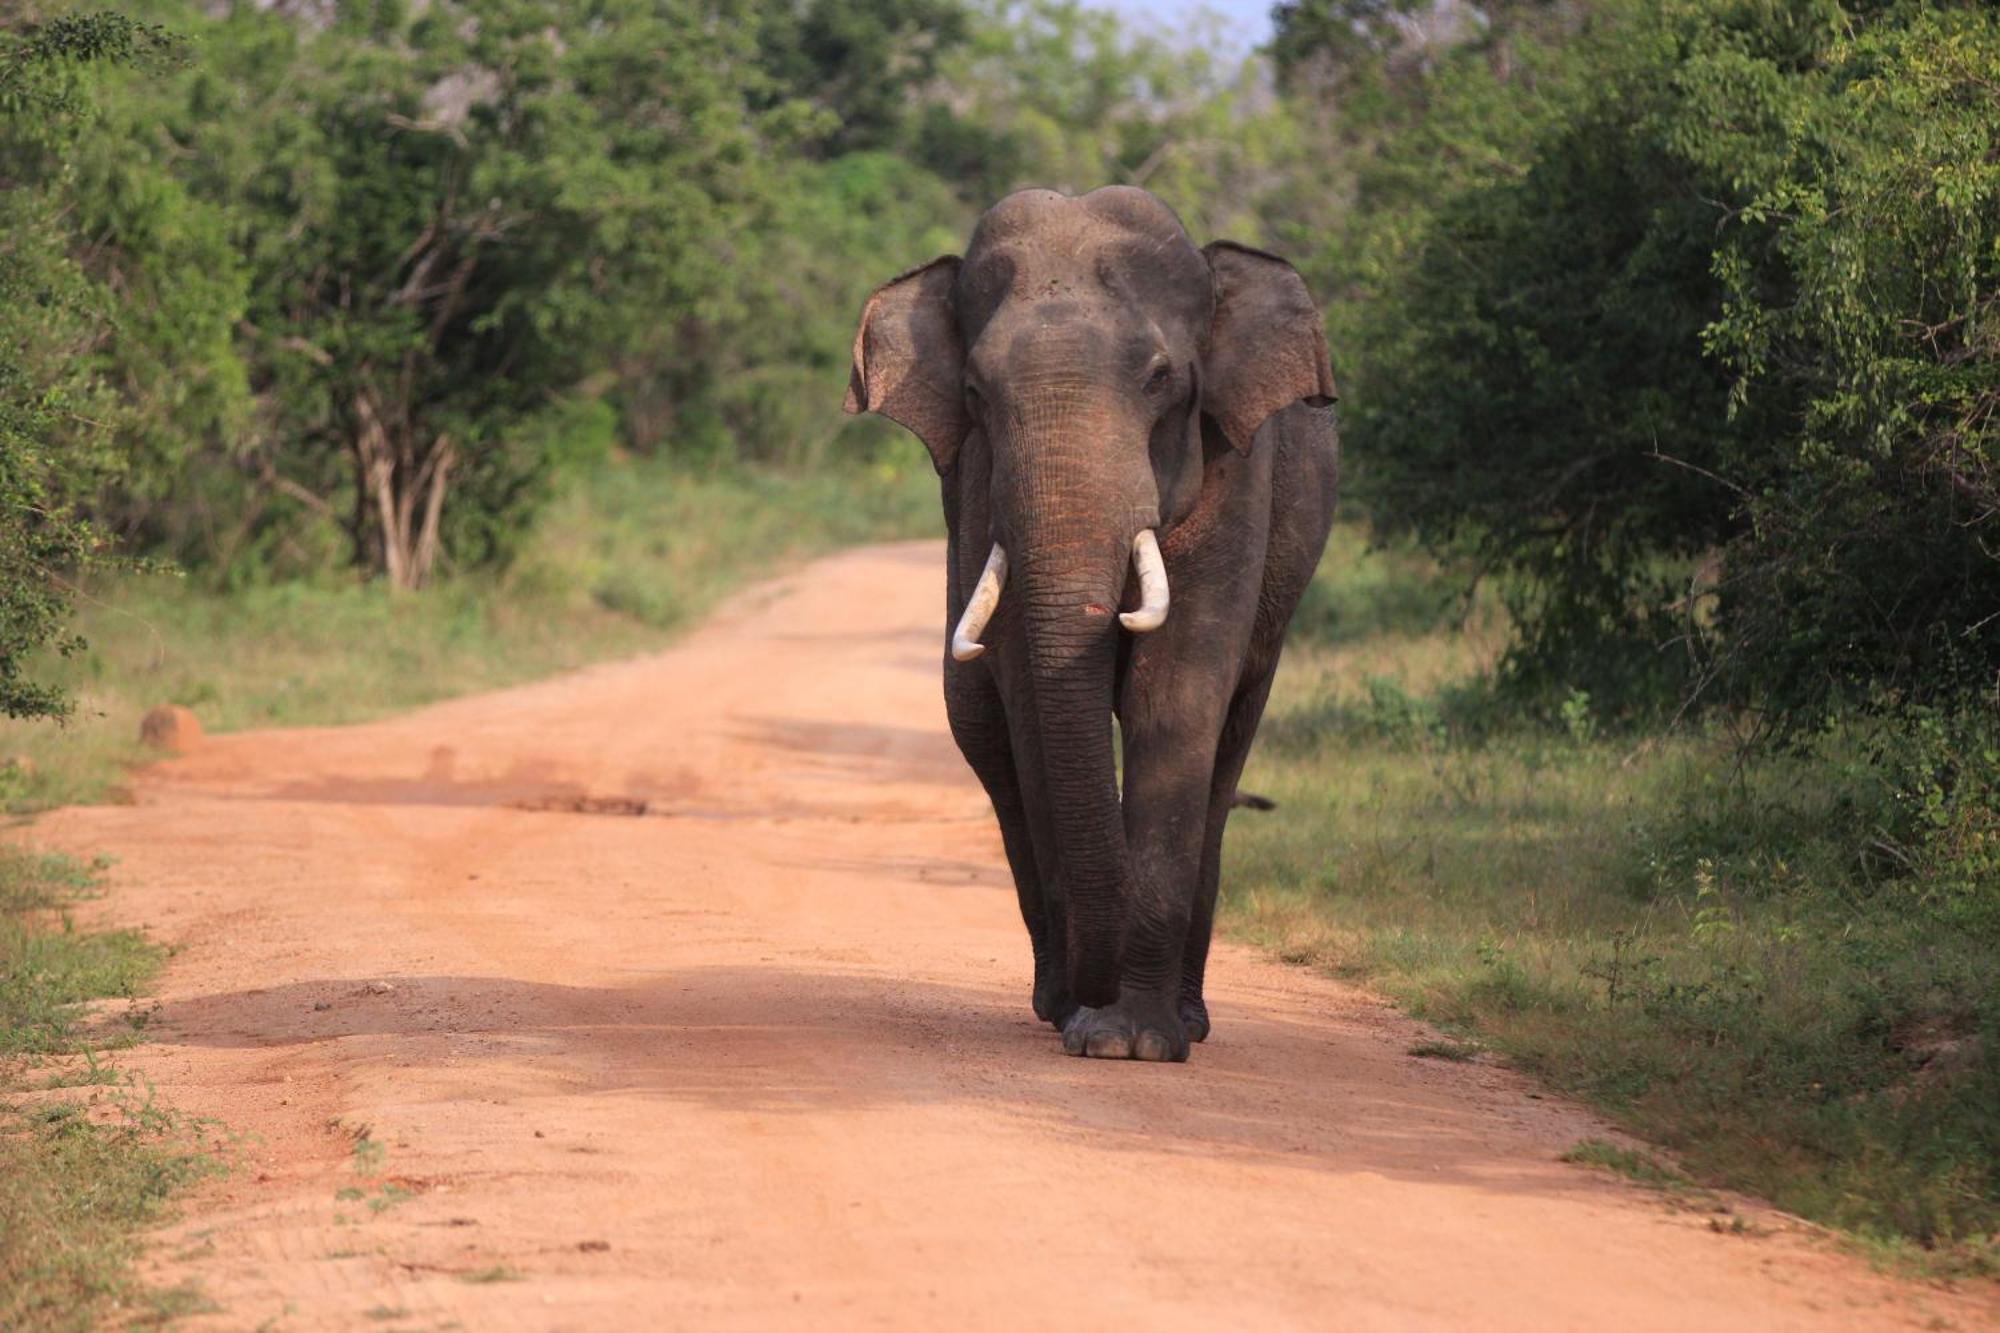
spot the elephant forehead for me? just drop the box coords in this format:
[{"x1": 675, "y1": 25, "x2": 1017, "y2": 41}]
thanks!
[
  {"x1": 965, "y1": 303, "x2": 1119, "y2": 386},
  {"x1": 958, "y1": 192, "x2": 1211, "y2": 343}
]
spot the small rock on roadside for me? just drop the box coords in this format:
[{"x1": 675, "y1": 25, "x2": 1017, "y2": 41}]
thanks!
[
  {"x1": 363, "y1": 980, "x2": 396, "y2": 996},
  {"x1": 139, "y1": 705, "x2": 204, "y2": 752}
]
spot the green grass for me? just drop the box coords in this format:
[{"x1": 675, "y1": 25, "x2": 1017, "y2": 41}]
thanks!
[
  {"x1": 0, "y1": 454, "x2": 938, "y2": 811},
  {"x1": 0, "y1": 851, "x2": 155, "y2": 1058},
  {"x1": 1559, "y1": 1139, "x2": 1754, "y2": 1231},
  {"x1": 0, "y1": 848, "x2": 222, "y2": 1330},
  {"x1": 1224, "y1": 525, "x2": 2000, "y2": 1277},
  {"x1": 1560, "y1": 1138, "x2": 1695, "y2": 1192}
]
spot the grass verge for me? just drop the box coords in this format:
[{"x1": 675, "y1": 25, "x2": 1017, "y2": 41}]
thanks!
[
  {"x1": 0, "y1": 455, "x2": 939, "y2": 810},
  {"x1": 0, "y1": 847, "x2": 222, "y2": 1329},
  {"x1": 1224, "y1": 525, "x2": 2000, "y2": 1278}
]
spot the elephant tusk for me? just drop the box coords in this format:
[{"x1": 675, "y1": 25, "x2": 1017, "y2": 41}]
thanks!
[
  {"x1": 1120, "y1": 529, "x2": 1169, "y2": 633},
  {"x1": 951, "y1": 543, "x2": 1008, "y2": 662}
]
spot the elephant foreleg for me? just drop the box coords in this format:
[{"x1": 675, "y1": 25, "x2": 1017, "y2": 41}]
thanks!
[
  {"x1": 1061, "y1": 686, "x2": 1231, "y2": 1062},
  {"x1": 943, "y1": 658, "x2": 1061, "y2": 1022}
]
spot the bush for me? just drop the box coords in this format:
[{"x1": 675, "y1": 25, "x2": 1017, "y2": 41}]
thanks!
[
  {"x1": 1698, "y1": 5, "x2": 2000, "y2": 724},
  {"x1": 1872, "y1": 705, "x2": 2000, "y2": 935},
  {"x1": 1333, "y1": 1, "x2": 2000, "y2": 733},
  {"x1": 0, "y1": 13, "x2": 181, "y2": 719}
]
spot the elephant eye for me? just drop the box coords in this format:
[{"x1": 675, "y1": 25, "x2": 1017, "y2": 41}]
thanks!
[
  {"x1": 1145, "y1": 362, "x2": 1174, "y2": 393},
  {"x1": 963, "y1": 382, "x2": 984, "y2": 413}
]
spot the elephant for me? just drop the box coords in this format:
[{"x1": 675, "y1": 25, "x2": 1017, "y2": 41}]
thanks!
[{"x1": 845, "y1": 186, "x2": 1339, "y2": 1062}]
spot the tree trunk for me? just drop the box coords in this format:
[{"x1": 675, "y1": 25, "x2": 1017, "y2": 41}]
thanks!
[{"x1": 351, "y1": 385, "x2": 454, "y2": 591}]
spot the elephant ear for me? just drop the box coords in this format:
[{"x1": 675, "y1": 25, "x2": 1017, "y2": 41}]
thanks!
[
  {"x1": 1200, "y1": 241, "x2": 1336, "y2": 455},
  {"x1": 845, "y1": 256, "x2": 969, "y2": 474}
]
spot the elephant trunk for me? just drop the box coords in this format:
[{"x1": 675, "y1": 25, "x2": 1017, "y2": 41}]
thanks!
[{"x1": 995, "y1": 413, "x2": 1157, "y2": 1010}]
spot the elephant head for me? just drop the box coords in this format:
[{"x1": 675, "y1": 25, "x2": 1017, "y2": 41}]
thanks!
[{"x1": 845, "y1": 187, "x2": 1333, "y2": 1006}]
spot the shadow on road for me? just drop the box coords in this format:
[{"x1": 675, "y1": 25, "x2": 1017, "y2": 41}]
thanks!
[{"x1": 124, "y1": 962, "x2": 1598, "y2": 1204}]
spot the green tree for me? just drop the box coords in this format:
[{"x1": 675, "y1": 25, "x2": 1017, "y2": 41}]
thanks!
[
  {"x1": 107, "y1": 0, "x2": 811, "y2": 587},
  {"x1": 0, "y1": 12, "x2": 179, "y2": 718},
  {"x1": 1272, "y1": 0, "x2": 1433, "y2": 93},
  {"x1": 1327, "y1": 0, "x2": 2000, "y2": 726},
  {"x1": 1695, "y1": 4, "x2": 2000, "y2": 720},
  {"x1": 757, "y1": 0, "x2": 971, "y2": 155},
  {"x1": 1350, "y1": 3, "x2": 1749, "y2": 714}
]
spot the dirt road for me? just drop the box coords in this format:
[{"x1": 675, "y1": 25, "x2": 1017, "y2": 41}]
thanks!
[{"x1": 25, "y1": 542, "x2": 1995, "y2": 1331}]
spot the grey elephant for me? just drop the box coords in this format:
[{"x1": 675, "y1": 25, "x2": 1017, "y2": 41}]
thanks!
[{"x1": 845, "y1": 186, "x2": 1339, "y2": 1062}]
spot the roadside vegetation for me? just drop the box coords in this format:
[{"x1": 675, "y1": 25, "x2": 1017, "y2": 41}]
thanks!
[
  {"x1": 0, "y1": 847, "x2": 219, "y2": 1328},
  {"x1": 2, "y1": 0, "x2": 1996, "y2": 1294},
  {"x1": 1229, "y1": 531, "x2": 2000, "y2": 1276},
  {"x1": 1220, "y1": 0, "x2": 2000, "y2": 1273}
]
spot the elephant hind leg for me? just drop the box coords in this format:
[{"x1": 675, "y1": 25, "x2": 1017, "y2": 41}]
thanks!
[{"x1": 1182, "y1": 661, "x2": 1280, "y2": 1042}]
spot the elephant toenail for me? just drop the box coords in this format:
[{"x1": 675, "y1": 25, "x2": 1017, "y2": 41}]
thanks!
[{"x1": 1084, "y1": 1030, "x2": 1132, "y2": 1059}]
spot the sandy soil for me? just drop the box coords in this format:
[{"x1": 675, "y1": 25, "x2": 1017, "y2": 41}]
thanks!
[{"x1": 20, "y1": 541, "x2": 1998, "y2": 1331}]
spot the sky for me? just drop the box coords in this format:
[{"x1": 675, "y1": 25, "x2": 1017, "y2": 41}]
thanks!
[{"x1": 1089, "y1": 0, "x2": 1277, "y2": 55}]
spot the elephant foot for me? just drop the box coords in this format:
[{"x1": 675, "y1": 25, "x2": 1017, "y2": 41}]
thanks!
[
  {"x1": 1179, "y1": 995, "x2": 1211, "y2": 1043},
  {"x1": 1061, "y1": 995, "x2": 1188, "y2": 1062}
]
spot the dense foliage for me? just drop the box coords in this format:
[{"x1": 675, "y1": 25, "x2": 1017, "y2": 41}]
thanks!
[
  {"x1": 1703, "y1": 8, "x2": 2000, "y2": 721},
  {"x1": 4, "y1": 0, "x2": 1305, "y2": 606},
  {"x1": 0, "y1": 13, "x2": 180, "y2": 719},
  {"x1": 1309, "y1": 1, "x2": 2000, "y2": 735},
  {"x1": 1274, "y1": 0, "x2": 2000, "y2": 956}
]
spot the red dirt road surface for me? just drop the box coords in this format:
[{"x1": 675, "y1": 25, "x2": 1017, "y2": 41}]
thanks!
[{"x1": 23, "y1": 542, "x2": 1999, "y2": 1331}]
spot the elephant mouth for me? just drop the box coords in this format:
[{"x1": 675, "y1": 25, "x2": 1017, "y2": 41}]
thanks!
[{"x1": 949, "y1": 529, "x2": 1169, "y2": 662}]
